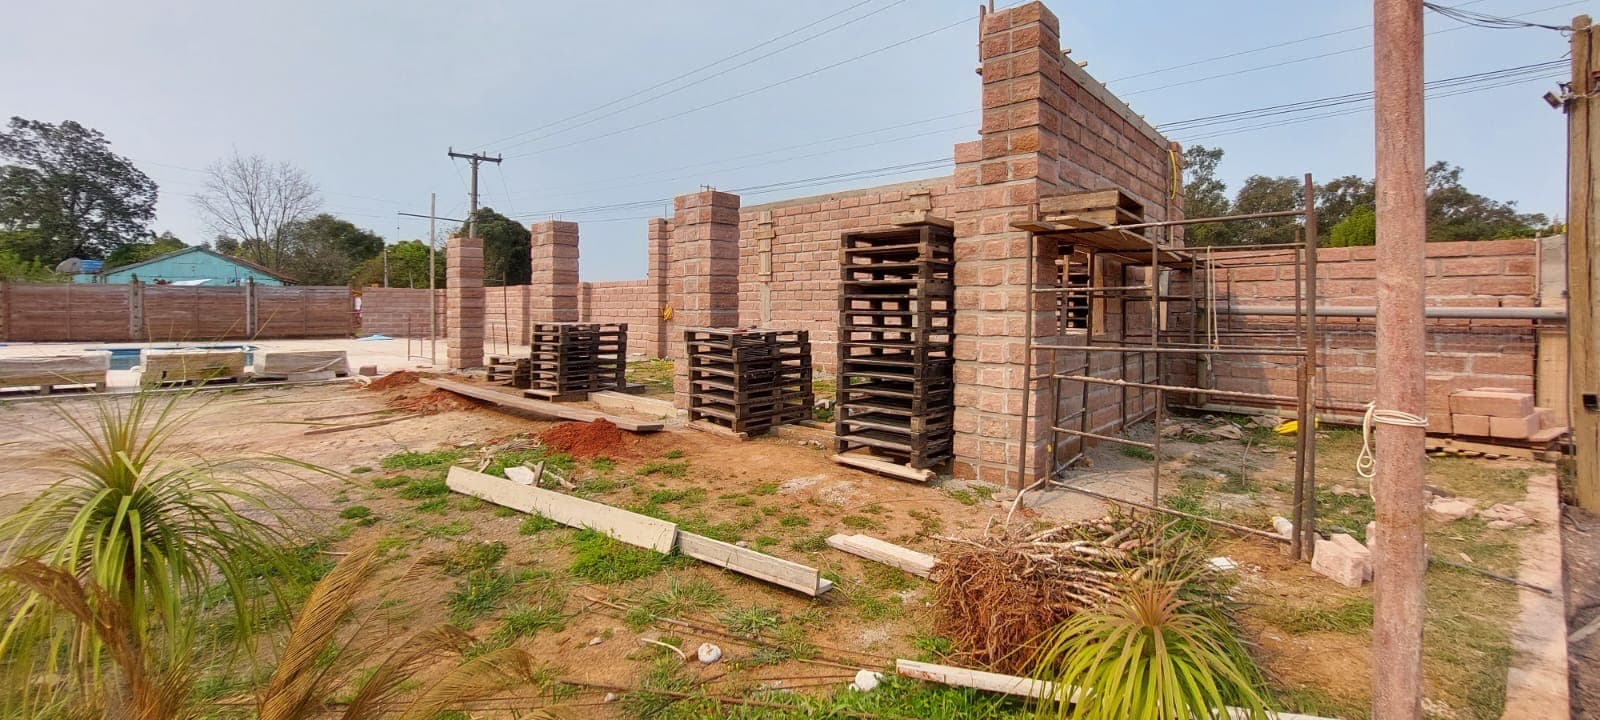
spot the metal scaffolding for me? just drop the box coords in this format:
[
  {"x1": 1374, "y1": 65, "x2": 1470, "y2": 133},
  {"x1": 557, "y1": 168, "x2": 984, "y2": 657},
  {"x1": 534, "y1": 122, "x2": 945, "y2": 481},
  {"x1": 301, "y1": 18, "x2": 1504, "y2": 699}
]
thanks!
[{"x1": 1013, "y1": 175, "x2": 1325, "y2": 560}]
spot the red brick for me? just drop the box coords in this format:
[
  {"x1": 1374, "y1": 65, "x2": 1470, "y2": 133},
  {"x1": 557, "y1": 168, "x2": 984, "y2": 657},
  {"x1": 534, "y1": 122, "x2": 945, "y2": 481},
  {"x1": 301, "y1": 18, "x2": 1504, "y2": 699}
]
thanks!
[
  {"x1": 1489, "y1": 412, "x2": 1539, "y2": 440},
  {"x1": 1448, "y1": 389, "x2": 1534, "y2": 417},
  {"x1": 1452, "y1": 413, "x2": 1490, "y2": 437}
]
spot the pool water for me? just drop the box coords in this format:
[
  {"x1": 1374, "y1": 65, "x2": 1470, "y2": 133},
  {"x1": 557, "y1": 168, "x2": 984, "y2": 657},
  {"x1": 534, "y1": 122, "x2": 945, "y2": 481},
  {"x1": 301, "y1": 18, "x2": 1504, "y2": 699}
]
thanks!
[{"x1": 104, "y1": 345, "x2": 258, "y2": 371}]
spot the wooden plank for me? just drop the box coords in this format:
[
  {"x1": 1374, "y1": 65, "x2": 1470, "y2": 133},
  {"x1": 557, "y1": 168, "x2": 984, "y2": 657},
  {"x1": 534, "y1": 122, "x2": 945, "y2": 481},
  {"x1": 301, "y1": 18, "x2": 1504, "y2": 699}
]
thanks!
[
  {"x1": 1424, "y1": 435, "x2": 1540, "y2": 461},
  {"x1": 894, "y1": 660, "x2": 1335, "y2": 720},
  {"x1": 419, "y1": 378, "x2": 664, "y2": 432},
  {"x1": 830, "y1": 452, "x2": 935, "y2": 482},
  {"x1": 894, "y1": 659, "x2": 1067, "y2": 701},
  {"x1": 677, "y1": 531, "x2": 831, "y2": 596},
  {"x1": 826, "y1": 534, "x2": 936, "y2": 578},
  {"x1": 447, "y1": 467, "x2": 677, "y2": 553}
]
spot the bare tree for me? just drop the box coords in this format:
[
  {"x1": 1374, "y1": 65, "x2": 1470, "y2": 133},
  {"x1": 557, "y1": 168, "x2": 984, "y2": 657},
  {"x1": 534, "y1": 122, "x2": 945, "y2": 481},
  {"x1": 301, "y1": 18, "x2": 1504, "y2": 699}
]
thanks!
[{"x1": 192, "y1": 152, "x2": 320, "y2": 269}]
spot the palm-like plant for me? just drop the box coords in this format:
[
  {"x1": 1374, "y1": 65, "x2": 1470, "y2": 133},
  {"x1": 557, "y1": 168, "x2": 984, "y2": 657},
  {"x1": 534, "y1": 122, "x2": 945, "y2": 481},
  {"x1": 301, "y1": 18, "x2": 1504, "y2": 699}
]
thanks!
[
  {"x1": 0, "y1": 390, "x2": 309, "y2": 714},
  {"x1": 1029, "y1": 571, "x2": 1270, "y2": 720},
  {"x1": 256, "y1": 543, "x2": 547, "y2": 720}
]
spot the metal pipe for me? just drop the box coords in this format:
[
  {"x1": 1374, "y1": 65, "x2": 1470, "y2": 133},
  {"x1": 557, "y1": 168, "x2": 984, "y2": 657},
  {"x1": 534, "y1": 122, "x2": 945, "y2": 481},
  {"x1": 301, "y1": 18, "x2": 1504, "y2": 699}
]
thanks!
[
  {"x1": 1301, "y1": 173, "x2": 1321, "y2": 560},
  {"x1": 1048, "y1": 479, "x2": 1291, "y2": 542},
  {"x1": 1053, "y1": 209, "x2": 1306, "y2": 233},
  {"x1": 1055, "y1": 374, "x2": 1301, "y2": 404},
  {"x1": 1050, "y1": 426, "x2": 1155, "y2": 450},
  {"x1": 1217, "y1": 305, "x2": 1567, "y2": 320},
  {"x1": 1031, "y1": 343, "x2": 1307, "y2": 356}
]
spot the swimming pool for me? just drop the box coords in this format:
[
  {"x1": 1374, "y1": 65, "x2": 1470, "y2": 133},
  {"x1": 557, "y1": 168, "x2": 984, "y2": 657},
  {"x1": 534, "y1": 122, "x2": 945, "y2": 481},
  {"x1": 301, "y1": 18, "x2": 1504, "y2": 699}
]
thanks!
[{"x1": 104, "y1": 345, "x2": 258, "y2": 371}]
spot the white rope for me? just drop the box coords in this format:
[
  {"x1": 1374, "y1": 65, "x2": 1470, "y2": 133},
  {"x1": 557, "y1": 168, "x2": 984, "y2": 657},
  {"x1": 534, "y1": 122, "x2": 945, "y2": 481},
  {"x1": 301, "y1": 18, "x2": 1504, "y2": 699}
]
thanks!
[{"x1": 1356, "y1": 401, "x2": 1430, "y2": 483}]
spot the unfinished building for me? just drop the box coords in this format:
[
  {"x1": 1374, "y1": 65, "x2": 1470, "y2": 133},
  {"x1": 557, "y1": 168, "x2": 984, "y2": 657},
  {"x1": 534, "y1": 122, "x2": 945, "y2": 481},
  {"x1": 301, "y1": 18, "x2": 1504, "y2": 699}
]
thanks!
[{"x1": 359, "y1": 1, "x2": 1569, "y2": 521}]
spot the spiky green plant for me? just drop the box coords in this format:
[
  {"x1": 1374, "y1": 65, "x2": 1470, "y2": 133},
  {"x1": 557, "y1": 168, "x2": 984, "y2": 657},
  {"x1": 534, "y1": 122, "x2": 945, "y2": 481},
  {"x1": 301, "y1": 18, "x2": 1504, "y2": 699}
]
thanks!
[
  {"x1": 0, "y1": 390, "x2": 315, "y2": 713},
  {"x1": 1028, "y1": 573, "x2": 1270, "y2": 720}
]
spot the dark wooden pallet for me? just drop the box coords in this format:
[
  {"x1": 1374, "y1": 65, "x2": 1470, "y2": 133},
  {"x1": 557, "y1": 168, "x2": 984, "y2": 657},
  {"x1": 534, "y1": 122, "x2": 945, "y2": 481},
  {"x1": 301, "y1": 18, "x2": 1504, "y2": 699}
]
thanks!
[
  {"x1": 528, "y1": 322, "x2": 628, "y2": 396},
  {"x1": 683, "y1": 328, "x2": 814, "y2": 438}
]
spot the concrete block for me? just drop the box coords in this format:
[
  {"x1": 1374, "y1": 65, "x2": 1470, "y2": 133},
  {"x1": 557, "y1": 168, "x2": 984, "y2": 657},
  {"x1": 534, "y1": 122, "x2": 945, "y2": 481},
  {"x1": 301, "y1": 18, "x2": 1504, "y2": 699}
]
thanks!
[
  {"x1": 1489, "y1": 412, "x2": 1539, "y2": 440},
  {"x1": 1452, "y1": 413, "x2": 1490, "y2": 437},
  {"x1": 1448, "y1": 389, "x2": 1534, "y2": 418},
  {"x1": 358, "y1": 365, "x2": 378, "y2": 377},
  {"x1": 1312, "y1": 533, "x2": 1371, "y2": 588},
  {"x1": 1426, "y1": 496, "x2": 1478, "y2": 521},
  {"x1": 1533, "y1": 406, "x2": 1557, "y2": 429}
]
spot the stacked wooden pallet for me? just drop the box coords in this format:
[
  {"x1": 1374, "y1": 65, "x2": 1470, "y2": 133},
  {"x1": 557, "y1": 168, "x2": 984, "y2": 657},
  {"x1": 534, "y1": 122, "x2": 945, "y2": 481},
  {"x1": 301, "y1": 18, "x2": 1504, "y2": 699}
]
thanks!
[
  {"x1": 527, "y1": 322, "x2": 627, "y2": 400},
  {"x1": 685, "y1": 328, "x2": 813, "y2": 437},
  {"x1": 486, "y1": 355, "x2": 532, "y2": 389},
  {"x1": 834, "y1": 223, "x2": 955, "y2": 471}
]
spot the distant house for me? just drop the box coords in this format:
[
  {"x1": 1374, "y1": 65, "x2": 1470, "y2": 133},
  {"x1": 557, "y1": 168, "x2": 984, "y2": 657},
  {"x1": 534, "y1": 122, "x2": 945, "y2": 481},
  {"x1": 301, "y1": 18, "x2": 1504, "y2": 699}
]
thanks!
[{"x1": 95, "y1": 247, "x2": 294, "y2": 286}]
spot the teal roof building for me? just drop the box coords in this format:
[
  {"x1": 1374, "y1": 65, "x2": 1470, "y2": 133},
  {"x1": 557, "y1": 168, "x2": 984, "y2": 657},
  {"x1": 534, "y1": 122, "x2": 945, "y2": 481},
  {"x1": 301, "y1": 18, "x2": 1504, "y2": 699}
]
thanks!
[{"x1": 95, "y1": 247, "x2": 294, "y2": 286}]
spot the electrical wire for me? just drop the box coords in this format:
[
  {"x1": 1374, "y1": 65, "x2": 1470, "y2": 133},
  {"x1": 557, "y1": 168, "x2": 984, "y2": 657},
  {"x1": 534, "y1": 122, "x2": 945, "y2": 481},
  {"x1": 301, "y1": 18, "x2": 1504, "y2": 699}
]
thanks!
[
  {"x1": 495, "y1": 0, "x2": 910, "y2": 153},
  {"x1": 1424, "y1": 1, "x2": 1573, "y2": 31},
  {"x1": 476, "y1": 0, "x2": 885, "y2": 149}
]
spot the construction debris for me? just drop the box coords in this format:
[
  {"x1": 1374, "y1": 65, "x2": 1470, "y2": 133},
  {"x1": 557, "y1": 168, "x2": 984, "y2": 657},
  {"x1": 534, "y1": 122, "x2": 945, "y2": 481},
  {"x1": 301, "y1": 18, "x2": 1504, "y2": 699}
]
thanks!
[
  {"x1": 826, "y1": 534, "x2": 936, "y2": 578},
  {"x1": 696, "y1": 643, "x2": 723, "y2": 664},
  {"x1": 1312, "y1": 533, "x2": 1372, "y2": 588},
  {"x1": 931, "y1": 514, "x2": 1202, "y2": 673},
  {"x1": 422, "y1": 378, "x2": 664, "y2": 432}
]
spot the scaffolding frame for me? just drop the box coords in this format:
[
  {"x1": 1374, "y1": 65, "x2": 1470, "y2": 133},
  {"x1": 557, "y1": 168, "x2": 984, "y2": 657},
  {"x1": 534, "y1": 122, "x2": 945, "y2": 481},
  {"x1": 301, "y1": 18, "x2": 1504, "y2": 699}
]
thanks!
[{"x1": 1014, "y1": 175, "x2": 1324, "y2": 560}]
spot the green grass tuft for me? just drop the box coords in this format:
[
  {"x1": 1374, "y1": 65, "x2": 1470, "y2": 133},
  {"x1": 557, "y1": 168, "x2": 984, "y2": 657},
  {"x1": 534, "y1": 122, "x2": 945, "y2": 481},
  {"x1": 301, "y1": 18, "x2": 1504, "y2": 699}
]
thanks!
[
  {"x1": 382, "y1": 448, "x2": 465, "y2": 470},
  {"x1": 569, "y1": 530, "x2": 670, "y2": 583}
]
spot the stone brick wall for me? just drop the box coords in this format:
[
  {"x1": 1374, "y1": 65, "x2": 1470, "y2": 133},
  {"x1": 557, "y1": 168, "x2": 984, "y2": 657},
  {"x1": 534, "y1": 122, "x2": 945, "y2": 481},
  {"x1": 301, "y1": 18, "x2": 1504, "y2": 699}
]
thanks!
[
  {"x1": 1169, "y1": 238, "x2": 1545, "y2": 434},
  {"x1": 737, "y1": 178, "x2": 959, "y2": 369},
  {"x1": 579, "y1": 280, "x2": 658, "y2": 356},
  {"x1": 949, "y1": 1, "x2": 1182, "y2": 486},
  {"x1": 359, "y1": 288, "x2": 444, "y2": 338}
]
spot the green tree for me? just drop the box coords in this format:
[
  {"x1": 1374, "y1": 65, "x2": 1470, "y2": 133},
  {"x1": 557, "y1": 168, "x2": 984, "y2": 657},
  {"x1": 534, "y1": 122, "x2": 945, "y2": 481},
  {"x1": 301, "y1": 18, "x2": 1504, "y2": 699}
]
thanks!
[
  {"x1": 1425, "y1": 161, "x2": 1549, "y2": 241},
  {"x1": 1232, "y1": 175, "x2": 1303, "y2": 245},
  {"x1": 1315, "y1": 175, "x2": 1375, "y2": 236},
  {"x1": 0, "y1": 117, "x2": 158, "y2": 264},
  {"x1": 351, "y1": 239, "x2": 445, "y2": 288},
  {"x1": 279, "y1": 214, "x2": 385, "y2": 285},
  {"x1": 104, "y1": 231, "x2": 185, "y2": 270},
  {"x1": 0, "y1": 246, "x2": 62, "y2": 282},
  {"x1": 1328, "y1": 205, "x2": 1377, "y2": 247},
  {"x1": 1181, "y1": 145, "x2": 1235, "y2": 247},
  {"x1": 193, "y1": 151, "x2": 320, "y2": 270},
  {"x1": 455, "y1": 208, "x2": 529, "y2": 286}
]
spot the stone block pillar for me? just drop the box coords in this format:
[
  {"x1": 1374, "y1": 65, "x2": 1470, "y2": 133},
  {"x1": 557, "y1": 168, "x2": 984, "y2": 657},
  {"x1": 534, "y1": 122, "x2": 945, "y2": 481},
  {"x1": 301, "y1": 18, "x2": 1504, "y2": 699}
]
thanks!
[
  {"x1": 648, "y1": 217, "x2": 672, "y2": 358},
  {"x1": 530, "y1": 221, "x2": 580, "y2": 323},
  {"x1": 951, "y1": 1, "x2": 1064, "y2": 487},
  {"x1": 669, "y1": 190, "x2": 742, "y2": 407},
  {"x1": 446, "y1": 234, "x2": 485, "y2": 369}
]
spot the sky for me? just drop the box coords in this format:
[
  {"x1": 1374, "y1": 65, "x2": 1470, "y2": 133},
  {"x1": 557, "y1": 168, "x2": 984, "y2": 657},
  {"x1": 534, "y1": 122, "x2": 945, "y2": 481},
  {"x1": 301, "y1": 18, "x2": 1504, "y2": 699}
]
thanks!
[{"x1": 1, "y1": 0, "x2": 1584, "y2": 281}]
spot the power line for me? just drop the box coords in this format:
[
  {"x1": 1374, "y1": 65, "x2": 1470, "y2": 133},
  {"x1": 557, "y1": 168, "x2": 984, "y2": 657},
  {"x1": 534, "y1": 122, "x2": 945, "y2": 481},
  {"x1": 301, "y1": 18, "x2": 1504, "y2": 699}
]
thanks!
[
  {"x1": 1119, "y1": 0, "x2": 1584, "y2": 97},
  {"x1": 1103, "y1": 0, "x2": 1495, "y2": 84},
  {"x1": 1424, "y1": 1, "x2": 1573, "y2": 31},
  {"x1": 477, "y1": 0, "x2": 885, "y2": 150},
  {"x1": 504, "y1": 5, "x2": 1010, "y2": 160},
  {"x1": 494, "y1": 0, "x2": 908, "y2": 153}
]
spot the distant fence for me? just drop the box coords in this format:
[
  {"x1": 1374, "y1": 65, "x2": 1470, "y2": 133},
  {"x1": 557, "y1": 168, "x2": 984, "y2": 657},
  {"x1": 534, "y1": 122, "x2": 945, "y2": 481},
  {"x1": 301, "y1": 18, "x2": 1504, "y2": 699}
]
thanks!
[{"x1": 0, "y1": 281, "x2": 355, "y2": 342}]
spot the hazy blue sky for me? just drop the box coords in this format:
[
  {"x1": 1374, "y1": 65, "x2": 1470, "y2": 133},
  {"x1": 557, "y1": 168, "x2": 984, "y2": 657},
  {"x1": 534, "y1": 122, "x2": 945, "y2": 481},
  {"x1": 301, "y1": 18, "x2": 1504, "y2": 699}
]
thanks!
[{"x1": 1, "y1": 1, "x2": 1582, "y2": 281}]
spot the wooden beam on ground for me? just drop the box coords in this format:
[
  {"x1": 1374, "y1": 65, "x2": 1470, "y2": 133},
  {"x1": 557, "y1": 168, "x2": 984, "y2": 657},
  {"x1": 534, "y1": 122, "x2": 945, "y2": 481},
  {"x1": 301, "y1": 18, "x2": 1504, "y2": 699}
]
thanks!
[
  {"x1": 894, "y1": 659, "x2": 1335, "y2": 720},
  {"x1": 830, "y1": 452, "x2": 935, "y2": 483},
  {"x1": 446, "y1": 467, "x2": 677, "y2": 552},
  {"x1": 826, "y1": 534, "x2": 936, "y2": 578},
  {"x1": 421, "y1": 378, "x2": 664, "y2": 432},
  {"x1": 677, "y1": 532, "x2": 832, "y2": 597}
]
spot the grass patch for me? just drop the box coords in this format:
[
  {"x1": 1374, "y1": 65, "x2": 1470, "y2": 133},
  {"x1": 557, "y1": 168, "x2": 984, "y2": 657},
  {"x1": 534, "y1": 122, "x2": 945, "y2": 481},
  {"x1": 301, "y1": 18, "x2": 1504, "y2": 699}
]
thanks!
[
  {"x1": 591, "y1": 457, "x2": 616, "y2": 473},
  {"x1": 381, "y1": 448, "x2": 465, "y2": 470},
  {"x1": 371, "y1": 474, "x2": 409, "y2": 489},
  {"x1": 495, "y1": 601, "x2": 569, "y2": 640},
  {"x1": 349, "y1": 466, "x2": 372, "y2": 475},
  {"x1": 626, "y1": 358, "x2": 675, "y2": 396},
  {"x1": 427, "y1": 541, "x2": 507, "y2": 576},
  {"x1": 720, "y1": 606, "x2": 782, "y2": 638},
  {"x1": 338, "y1": 505, "x2": 373, "y2": 520},
  {"x1": 1260, "y1": 597, "x2": 1373, "y2": 635},
  {"x1": 752, "y1": 482, "x2": 779, "y2": 496},
  {"x1": 841, "y1": 514, "x2": 880, "y2": 530},
  {"x1": 639, "y1": 460, "x2": 688, "y2": 478},
  {"x1": 397, "y1": 476, "x2": 449, "y2": 499},
  {"x1": 857, "y1": 594, "x2": 904, "y2": 622},
  {"x1": 414, "y1": 497, "x2": 449, "y2": 514},
  {"x1": 663, "y1": 449, "x2": 684, "y2": 460},
  {"x1": 518, "y1": 513, "x2": 560, "y2": 535},
  {"x1": 426, "y1": 520, "x2": 473, "y2": 537},
  {"x1": 791, "y1": 533, "x2": 830, "y2": 553},
  {"x1": 779, "y1": 513, "x2": 810, "y2": 528},
  {"x1": 569, "y1": 530, "x2": 670, "y2": 583},
  {"x1": 445, "y1": 570, "x2": 514, "y2": 626},
  {"x1": 1121, "y1": 445, "x2": 1156, "y2": 461}
]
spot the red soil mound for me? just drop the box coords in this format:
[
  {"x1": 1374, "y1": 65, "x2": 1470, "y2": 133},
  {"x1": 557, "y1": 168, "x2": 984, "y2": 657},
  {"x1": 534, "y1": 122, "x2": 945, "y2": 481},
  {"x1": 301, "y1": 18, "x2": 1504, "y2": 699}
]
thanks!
[
  {"x1": 540, "y1": 419, "x2": 630, "y2": 458},
  {"x1": 368, "y1": 371, "x2": 421, "y2": 391}
]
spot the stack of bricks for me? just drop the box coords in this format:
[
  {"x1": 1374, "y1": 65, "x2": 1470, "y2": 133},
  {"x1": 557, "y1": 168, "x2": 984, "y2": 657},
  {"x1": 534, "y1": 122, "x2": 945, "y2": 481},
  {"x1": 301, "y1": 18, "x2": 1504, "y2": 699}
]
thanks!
[
  {"x1": 1447, "y1": 387, "x2": 1567, "y2": 444},
  {"x1": 445, "y1": 235, "x2": 484, "y2": 370}
]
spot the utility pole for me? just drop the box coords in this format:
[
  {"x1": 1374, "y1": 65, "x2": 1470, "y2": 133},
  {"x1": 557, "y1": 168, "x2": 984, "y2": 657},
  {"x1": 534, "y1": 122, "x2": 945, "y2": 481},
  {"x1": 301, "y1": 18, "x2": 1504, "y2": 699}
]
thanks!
[
  {"x1": 397, "y1": 203, "x2": 466, "y2": 366},
  {"x1": 1567, "y1": 16, "x2": 1599, "y2": 511},
  {"x1": 1371, "y1": 0, "x2": 1428, "y2": 718},
  {"x1": 382, "y1": 246, "x2": 389, "y2": 288},
  {"x1": 447, "y1": 148, "x2": 503, "y2": 241}
]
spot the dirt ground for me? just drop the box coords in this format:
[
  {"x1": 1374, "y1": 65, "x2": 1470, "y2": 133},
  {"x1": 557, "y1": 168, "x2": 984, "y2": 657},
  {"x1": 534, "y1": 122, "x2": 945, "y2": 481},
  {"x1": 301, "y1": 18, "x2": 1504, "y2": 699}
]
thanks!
[
  {"x1": 1567, "y1": 505, "x2": 1600, "y2": 718},
  {"x1": 0, "y1": 377, "x2": 1565, "y2": 719}
]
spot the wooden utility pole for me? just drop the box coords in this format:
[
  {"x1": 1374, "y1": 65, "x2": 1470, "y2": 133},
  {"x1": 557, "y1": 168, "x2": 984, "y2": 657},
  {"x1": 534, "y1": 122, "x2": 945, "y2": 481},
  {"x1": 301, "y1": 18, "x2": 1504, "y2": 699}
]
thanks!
[
  {"x1": 447, "y1": 149, "x2": 503, "y2": 242},
  {"x1": 1371, "y1": 0, "x2": 1428, "y2": 718},
  {"x1": 1568, "y1": 15, "x2": 1599, "y2": 511}
]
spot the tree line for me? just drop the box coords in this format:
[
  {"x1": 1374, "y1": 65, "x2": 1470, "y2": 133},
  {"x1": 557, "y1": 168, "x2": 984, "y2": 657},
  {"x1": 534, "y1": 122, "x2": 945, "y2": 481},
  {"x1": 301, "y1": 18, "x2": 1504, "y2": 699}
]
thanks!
[
  {"x1": 1180, "y1": 145, "x2": 1558, "y2": 247},
  {"x1": 0, "y1": 116, "x2": 532, "y2": 286}
]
